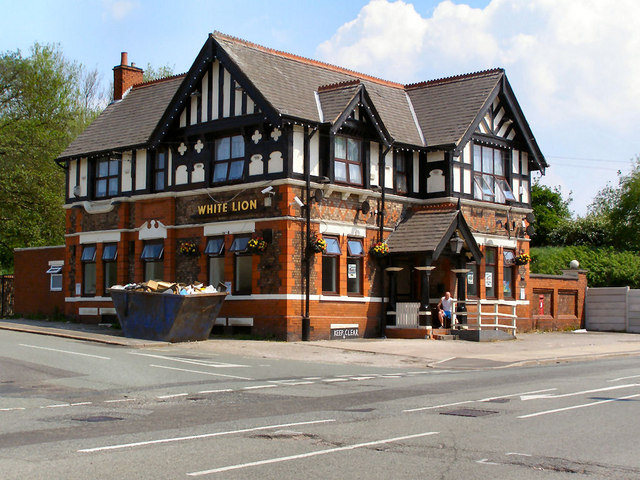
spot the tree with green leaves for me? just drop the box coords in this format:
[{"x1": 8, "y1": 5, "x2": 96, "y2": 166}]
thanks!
[
  {"x1": 0, "y1": 43, "x2": 104, "y2": 269},
  {"x1": 142, "y1": 63, "x2": 175, "y2": 82},
  {"x1": 530, "y1": 181, "x2": 572, "y2": 247}
]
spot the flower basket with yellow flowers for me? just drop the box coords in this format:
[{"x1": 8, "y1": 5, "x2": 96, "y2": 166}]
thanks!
[
  {"x1": 310, "y1": 234, "x2": 327, "y2": 254},
  {"x1": 247, "y1": 236, "x2": 267, "y2": 254},
  {"x1": 370, "y1": 241, "x2": 389, "y2": 258},
  {"x1": 514, "y1": 253, "x2": 531, "y2": 265},
  {"x1": 178, "y1": 240, "x2": 199, "y2": 256}
]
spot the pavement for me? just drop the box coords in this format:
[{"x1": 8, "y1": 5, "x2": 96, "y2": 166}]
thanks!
[{"x1": 2, "y1": 318, "x2": 640, "y2": 369}]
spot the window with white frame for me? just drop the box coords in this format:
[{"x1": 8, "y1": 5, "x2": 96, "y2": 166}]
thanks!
[
  {"x1": 46, "y1": 265, "x2": 63, "y2": 292},
  {"x1": 334, "y1": 136, "x2": 362, "y2": 185},
  {"x1": 473, "y1": 145, "x2": 515, "y2": 203}
]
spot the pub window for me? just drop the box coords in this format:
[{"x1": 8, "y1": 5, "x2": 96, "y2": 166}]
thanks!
[
  {"x1": 334, "y1": 136, "x2": 362, "y2": 185},
  {"x1": 213, "y1": 135, "x2": 245, "y2": 183},
  {"x1": 466, "y1": 262, "x2": 478, "y2": 298},
  {"x1": 81, "y1": 245, "x2": 97, "y2": 295},
  {"x1": 503, "y1": 249, "x2": 516, "y2": 298},
  {"x1": 95, "y1": 157, "x2": 120, "y2": 199},
  {"x1": 141, "y1": 241, "x2": 164, "y2": 281},
  {"x1": 346, "y1": 238, "x2": 364, "y2": 295},
  {"x1": 205, "y1": 237, "x2": 225, "y2": 287},
  {"x1": 322, "y1": 236, "x2": 341, "y2": 294},
  {"x1": 46, "y1": 265, "x2": 63, "y2": 292},
  {"x1": 484, "y1": 247, "x2": 497, "y2": 298},
  {"x1": 102, "y1": 244, "x2": 118, "y2": 293},
  {"x1": 472, "y1": 145, "x2": 514, "y2": 203},
  {"x1": 153, "y1": 150, "x2": 167, "y2": 191},
  {"x1": 395, "y1": 154, "x2": 408, "y2": 194},
  {"x1": 229, "y1": 235, "x2": 251, "y2": 294}
]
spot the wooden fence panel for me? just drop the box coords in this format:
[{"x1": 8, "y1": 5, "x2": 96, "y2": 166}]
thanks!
[{"x1": 585, "y1": 287, "x2": 628, "y2": 332}]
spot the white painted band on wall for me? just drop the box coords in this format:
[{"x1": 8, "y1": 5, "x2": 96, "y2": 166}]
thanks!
[
  {"x1": 79, "y1": 231, "x2": 122, "y2": 244},
  {"x1": 204, "y1": 220, "x2": 256, "y2": 236},
  {"x1": 330, "y1": 324, "x2": 358, "y2": 329},
  {"x1": 78, "y1": 308, "x2": 98, "y2": 316}
]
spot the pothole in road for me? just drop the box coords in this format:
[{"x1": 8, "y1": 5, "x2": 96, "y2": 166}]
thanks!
[
  {"x1": 72, "y1": 416, "x2": 123, "y2": 423},
  {"x1": 440, "y1": 408, "x2": 498, "y2": 417}
]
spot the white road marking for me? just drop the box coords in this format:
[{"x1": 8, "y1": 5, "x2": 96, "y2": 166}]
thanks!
[
  {"x1": 403, "y1": 400, "x2": 475, "y2": 413},
  {"x1": 157, "y1": 393, "x2": 188, "y2": 399},
  {"x1": 476, "y1": 458, "x2": 500, "y2": 465},
  {"x1": 78, "y1": 419, "x2": 336, "y2": 453},
  {"x1": 198, "y1": 389, "x2": 232, "y2": 394},
  {"x1": 609, "y1": 374, "x2": 640, "y2": 382},
  {"x1": 41, "y1": 404, "x2": 70, "y2": 409},
  {"x1": 506, "y1": 452, "x2": 532, "y2": 457},
  {"x1": 406, "y1": 388, "x2": 558, "y2": 413},
  {"x1": 478, "y1": 388, "x2": 557, "y2": 402},
  {"x1": 149, "y1": 364, "x2": 253, "y2": 380},
  {"x1": 242, "y1": 385, "x2": 277, "y2": 390},
  {"x1": 187, "y1": 431, "x2": 439, "y2": 476},
  {"x1": 520, "y1": 384, "x2": 639, "y2": 401},
  {"x1": 322, "y1": 378, "x2": 348, "y2": 383},
  {"x1": 70, "y1": 402, "x2": 92, "y2": 406},
  {"x1": 0, "y1": 407, "x2": 26, "y2": 411},
  {"x1": 303, "y1": 377, "x2": 321, "y2": 380},
  {"x1": 129, "y1": 352, "x2": 248, "y2": 368},
  {"x1": 431, "y1": 356, "x2": 456, "y2": 365},
  {"x1": 518, "y1": 393, "x2": 640, "y2": 419},
  {"x1": 104, "y1": 399, "x2": 135, "y2": 403},
  {"x1": 19, "y1": 344, "x2": 110, "y2": 360},
  {"x1": 352, "y1": 376, "x2": 375, "y2": 381}
]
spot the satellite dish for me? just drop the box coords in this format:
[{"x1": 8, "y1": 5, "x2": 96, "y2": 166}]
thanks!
[
  {"x1": 314, "y1": 189, "x2": 324, "y2": 203},
  {"x1": 526, "y1": 225, "x2": 535, "y2": 237},
  {"x1": 525, "y1": 212, "x2": 535, "y2": 223},
  {"x1": 360, "y1": 201, "x2": 370, "y2": 215}
]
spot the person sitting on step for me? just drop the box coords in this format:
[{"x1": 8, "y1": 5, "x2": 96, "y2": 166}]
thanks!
[{"x1": 438, "y1": 291, "x2": 453, "y2": 328}]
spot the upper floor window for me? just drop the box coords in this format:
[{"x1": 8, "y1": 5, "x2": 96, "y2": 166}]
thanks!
[
  {"x1": 473, "y1": 145, "x2": 515, "y2": 204},
  {"x1": 95, "y1": 157, "x2": 120, "y2": 199},
  {"x1": 395, "y1": 154, "x2": 408, "y2": 194},
  {"x1": 334, "y1": 136, "x2": 362, "y2": 185},
  {"x1": 213, "y1": 135, "x2": 245, "y2": 183},
  {"x1": 153, "y1": 150, "x2": 167, "y2": 191}
]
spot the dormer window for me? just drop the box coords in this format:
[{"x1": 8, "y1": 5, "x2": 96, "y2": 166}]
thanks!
[
  {"x1": 334, "y1": 136, "x2": 362, "y2": 186},
  {"x1": 472, "y1": 145, "x2": 514, "y2": 203},
  {"x1": 213, "y1": 135, "x2": 245, "y2": 183}
]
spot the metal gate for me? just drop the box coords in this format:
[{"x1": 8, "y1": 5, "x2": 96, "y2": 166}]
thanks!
[{"x1": 1, "y1": 275, "x2": 14, "y2": 317}]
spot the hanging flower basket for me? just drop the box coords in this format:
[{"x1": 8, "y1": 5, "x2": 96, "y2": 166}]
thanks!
[
  {"x1": 310, "y1": 234, "x2": 327, "y2": 254},
  {"x1": 178, "y1": 240, "x2": 199, "y2": 256},
  {"x1": 247, "y1": 236, "x2": 267, "y2": 254},
  {"x1": 370, "y1": 241, "x2": 389, "y2": 258},
  {"x1": 514, "y1": 253, "x2": 531, "y2": 266}
]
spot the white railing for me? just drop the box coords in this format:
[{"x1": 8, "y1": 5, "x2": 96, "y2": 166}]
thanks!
[
  {"x1": 390, "y1": 299, "x2": 524, "y2": 331},
  {"x1": 452, "y1": 299, "x2": 519, "y2": 331}
]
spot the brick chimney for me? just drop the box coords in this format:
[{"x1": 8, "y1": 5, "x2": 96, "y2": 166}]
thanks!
[{"x1": 113, "y1": 52, "x2": 144, "y2": 101}]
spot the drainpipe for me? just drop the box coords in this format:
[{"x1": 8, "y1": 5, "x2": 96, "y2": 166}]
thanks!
[
  {"x1": 302, "y1": 126, "x2": 318, "y2": 341},
  {"x1": 378, "y1": 142, "x2": 393, "y2": 337}
]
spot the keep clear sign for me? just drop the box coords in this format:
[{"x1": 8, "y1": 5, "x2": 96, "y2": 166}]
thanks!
[{"x1": 348, "y1": 263, "x2": 357, "y2": 279}]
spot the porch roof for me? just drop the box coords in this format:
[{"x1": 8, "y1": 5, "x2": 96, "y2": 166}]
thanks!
[{"x1": 386, "y1": 209, "x2": 481, "y2": 262}]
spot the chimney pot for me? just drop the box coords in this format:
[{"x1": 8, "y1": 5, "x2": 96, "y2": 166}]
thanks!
[
  {"x1": 113, "y1": 52, "x2": 143, "y2": 101},
  {"x1": 121, "y1": 52, "x2": 128, "y2": 66}
]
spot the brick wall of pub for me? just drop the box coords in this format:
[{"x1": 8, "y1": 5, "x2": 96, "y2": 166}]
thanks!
[{"x1": 14, "y1": 246, "x2": 65, "y2": 317}]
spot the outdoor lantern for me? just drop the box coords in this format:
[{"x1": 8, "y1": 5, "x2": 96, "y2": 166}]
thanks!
[{"x1": 449, "y1": 231, "x2": 465, "y2": 254}]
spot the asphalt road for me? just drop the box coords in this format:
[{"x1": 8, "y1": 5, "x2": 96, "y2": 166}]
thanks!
[{"x1": 1, "y1": 329, "x2": 639, "y2": 479}]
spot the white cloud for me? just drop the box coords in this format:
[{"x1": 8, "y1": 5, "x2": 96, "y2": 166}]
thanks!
[
  {"x1": 102, "y1": 0, "x2": 138, "y2": 20},
  {"x1": 317, "y1": 0, "x2": 640, "y2": 215},
  {"x1": 317, "y1": 0, "x2": 640, "y2": 131}
]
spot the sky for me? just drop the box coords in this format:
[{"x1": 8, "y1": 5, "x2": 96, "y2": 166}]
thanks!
[{"x1": 2, "y1": 0, "x2": 639, "y2": 216}]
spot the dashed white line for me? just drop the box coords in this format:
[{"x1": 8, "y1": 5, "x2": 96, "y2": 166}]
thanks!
[
  {"x1": 403, "y1": 400, "x2": 475, "y2": 413},
  {"x1": 303, "y1": 377, "x2": 321, "y2": 380},
  {"x1": 157, "y1": 393, "x2": 189, "y2": 399},
  {"x1": 70, "y1": 402, "x2": 92, "y2": 406},
  {"x1": 198, "y1": 389, "x2": 232, "y2": 394},
  {"x1": 78, "y1": 419, "x2": 336, "y2": 453},
  {"x1": 521, "y1": 384, "x2": 639, "y2": 401},
  {"x1": 41, "y1": 404, "x2": 70, "y2": 409},
  {"x1": 104, "y1": 399, "x2": 135, "y2": 403},
  {"x1": 322, "y1": 378, "x2": 348, "y2": 383},
  {"x1": 518, "y1": 393, "x2": 640, "y2": 418},
  {"x1": 129, "y1": 352, "x2": 248, "y2": 368},
  {"x1": 0, "y1": 407, "x2": 25, "y2": 411},
  {"x1": 149, "y1": 364, "x2": 253, "y2": 380},
  {"x1": 187, "y1": 431, "x2": 439, "y2": 476},
  {"x1": 478, "y1": 388, "x2": 557, "y2": 402},
  {"x1": 19, "y1": 344, "x2": 110, "y2": 360},
  {"x1": 609, "y1": 374, "x2": 640, "y2": 382},
  {"x1": 476, "y1": 458, "x2": 500, "y2": 465},
  {"x1": 506, "y1": 452, "x2": 532, "y2": 457},
  {"x1": 242, "y1": 385, "x2": 277, "y2": 390}
]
